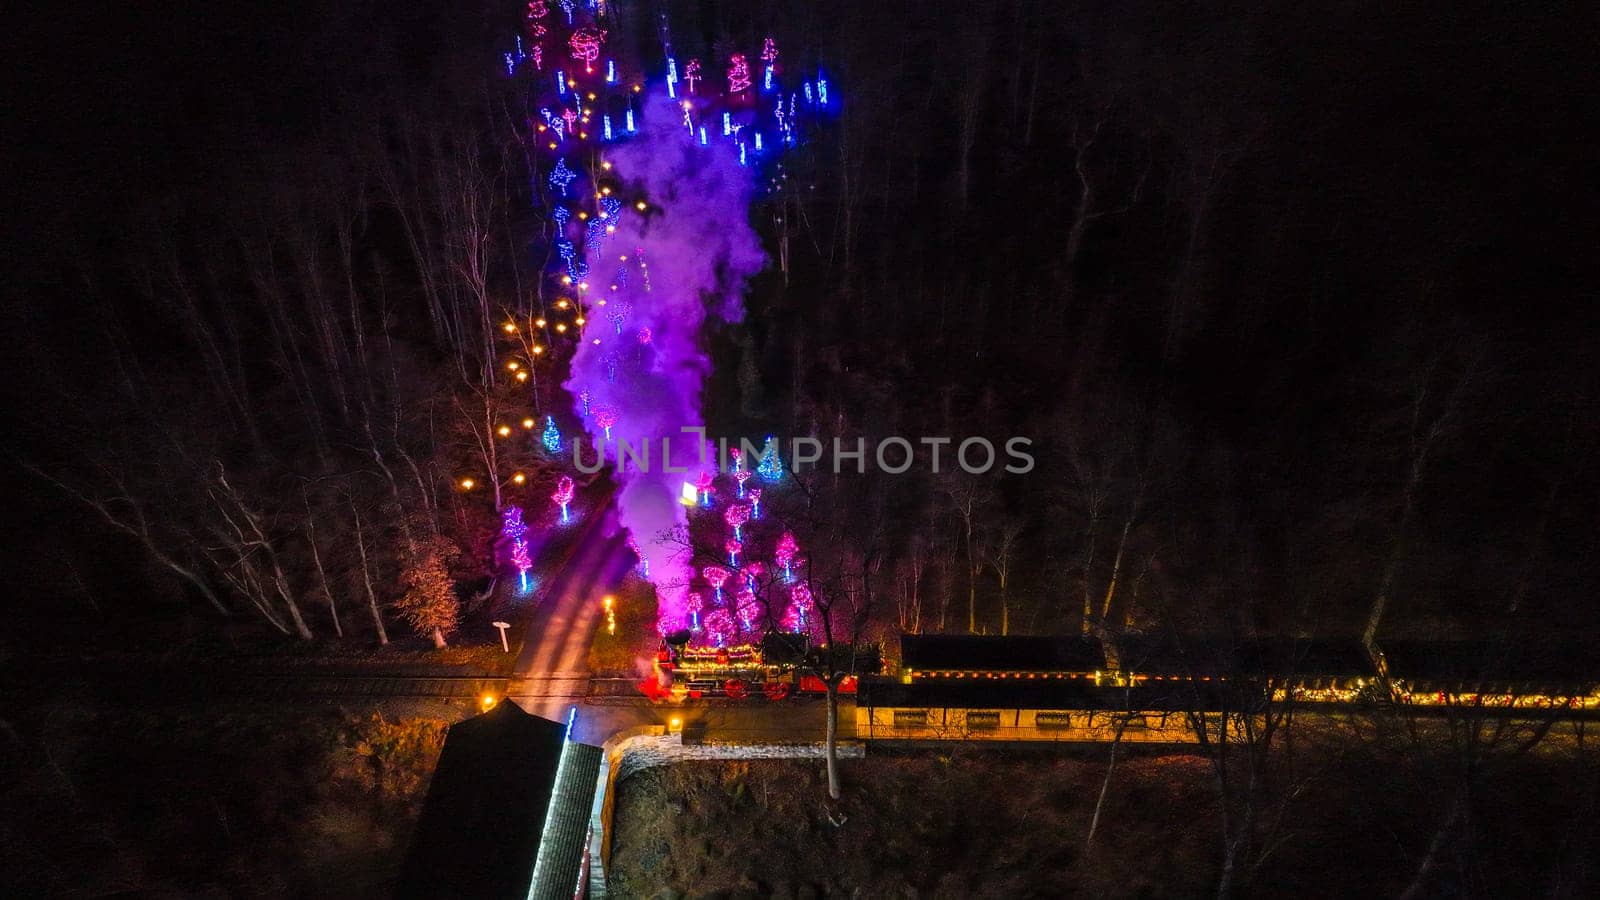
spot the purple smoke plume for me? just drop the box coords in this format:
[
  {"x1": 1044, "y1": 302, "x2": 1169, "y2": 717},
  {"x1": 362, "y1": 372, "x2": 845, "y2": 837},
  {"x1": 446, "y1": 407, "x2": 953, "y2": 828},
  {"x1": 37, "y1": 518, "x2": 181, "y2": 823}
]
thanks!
[{"x1": 564, "y1": 88, "x2": 766, "y2": 633}]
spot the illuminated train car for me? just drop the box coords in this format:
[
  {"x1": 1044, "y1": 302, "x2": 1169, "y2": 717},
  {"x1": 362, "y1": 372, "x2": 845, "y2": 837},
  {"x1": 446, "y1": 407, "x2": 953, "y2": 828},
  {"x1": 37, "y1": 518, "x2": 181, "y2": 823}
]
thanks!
[
  {"x1": 641, "y1": 633, "x2": 882, "y2": 701},
  {"x1": 863, "y1": 634, "x2": 1354, "y2": 743},
  {"x1": 860, "y1": 634, "x2": 1600, "y2": 742},
  {"x1": 1376, "y1": 640, "x2": 1600, "y2": 711},
  {"x1": 1112, "y1": 634, "x2": 1376, "y2": 705}
]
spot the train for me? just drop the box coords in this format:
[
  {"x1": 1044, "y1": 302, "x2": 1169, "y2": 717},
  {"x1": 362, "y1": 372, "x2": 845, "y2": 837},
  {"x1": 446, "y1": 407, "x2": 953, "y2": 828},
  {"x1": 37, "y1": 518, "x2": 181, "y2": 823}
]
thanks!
[
  {"x1": 641, "y1": 631, "x2": 1600, "y2": 720},
  {"x1": 638, "y1": 632, "x2": 881, "y2": 701}
]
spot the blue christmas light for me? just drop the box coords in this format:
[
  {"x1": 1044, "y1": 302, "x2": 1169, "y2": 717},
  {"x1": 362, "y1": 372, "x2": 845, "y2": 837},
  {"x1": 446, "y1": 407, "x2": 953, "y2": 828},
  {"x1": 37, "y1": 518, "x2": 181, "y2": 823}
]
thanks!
[
  {"x1": 503, "y1": 53, "x2": 516, "y2": 76},
  {"x1": 549, "y1": 158, "x2": 577, "y2": 196},
  {"x1": 552, "y1": 206, "x2": 570, "y2": 229},
  {"x1": 817, "y1": 72, "x2": 829, "y2": 105},
  {"x1": 754, "y1": 132, "x2": 763, "y2": 151},
  {"x1": 763, "y1": 65, "x2": 774, "y2": 92},
  {"x1": 698, "y1": 126, "x2": 708, "y2": 145},
  {"x1": 667, "y1": 57, "x2": 678, "y2": 98},
  {"x1": 739, "y1": 143, "x2": 747, "y2": 166},
  {"x1": 600, "y1": 197, "x2": 622, "y2": 221},
  {"x1": 603, "y1": 115, "x2": 613, "y2": 140},
  {"x1": 625, "y1": 108, "x2": 636, "y2": 132},
  {"x1": 542, "y1": 416, "x2": 562, "y2": 453},
  {"x1": 722, "y1": 112, "x2": 732, "y2": 136},
  {"x1": 757, "y1": 435, "x2": 784, "y2": 482},
  {"x1": 556, "y1": 69, "x2": 567, "y2": 94},
  {"x1": 804, "y1": 82, "x2": 813, "y2": 104},
  {"x1": 606, "y1": 59, "x2": 617, "y2": 83}
]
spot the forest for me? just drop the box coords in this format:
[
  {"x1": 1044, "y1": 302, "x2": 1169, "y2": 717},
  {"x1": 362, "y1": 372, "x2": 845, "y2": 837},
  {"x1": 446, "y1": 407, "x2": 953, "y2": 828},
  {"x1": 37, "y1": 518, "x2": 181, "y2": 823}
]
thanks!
[{"x1": 5, "y1": 1, "x2": 1594, "y2": 653}]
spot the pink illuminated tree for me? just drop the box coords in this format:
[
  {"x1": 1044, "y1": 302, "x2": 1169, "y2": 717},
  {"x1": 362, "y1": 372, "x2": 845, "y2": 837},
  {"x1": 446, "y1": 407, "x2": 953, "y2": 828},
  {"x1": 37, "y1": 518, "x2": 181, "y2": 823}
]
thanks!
[
  {"x1": 694, "y1": 469, "x2": 716, "y2": 507},
  {"x1": 783, "y1": 582, "x2": 814, "y2": 634},
  {"x1": 725, "y1": 537, "x2": 742, "y2": 565},
  {"x1": 702, "y1": 608, "x2": 733, "y2": 646},
  {"x1": 568, "y1": 27, "x2": 605, "y2": 73},
  {"x1": 686, "y1": 591, "x2": 705, "y2": 631},
  {"x1": 702, "y1": 565, "x2": 729, "y2": 601},
  {"x1": 733, "y1": 467, "x2": 753, "y2": 498},
  {"x1": 723, "y1": 502, "x2": 750, "y2": 540},
  {"x1": 748, "y1": 487, "x2": 762, "y2": 518},
  {"x1": 775, "y1": 531, "x2": 799, "y2": 580},
  {"x1": 727, "y1": 54, "x2": 751, "y2": 94},
  {"x1": 736, "y1": 587, "x2": 762, "y2": 633},
  {"x1": 552, "y1": 475, "x2": 575, "y2": 522},
  {"x1": 594, "y1": 405, "x2": 618, "y2": 439}
]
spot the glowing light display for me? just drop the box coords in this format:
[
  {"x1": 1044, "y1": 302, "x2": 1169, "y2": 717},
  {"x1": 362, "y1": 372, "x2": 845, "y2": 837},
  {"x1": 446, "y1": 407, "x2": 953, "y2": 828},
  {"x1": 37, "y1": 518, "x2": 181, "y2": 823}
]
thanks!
[
  {"x1": 552, "y1": 475, "x2": 575, "y2": 522},
  {"x1": 497, "y1": 3, "x2": 838, "y2": 637}
]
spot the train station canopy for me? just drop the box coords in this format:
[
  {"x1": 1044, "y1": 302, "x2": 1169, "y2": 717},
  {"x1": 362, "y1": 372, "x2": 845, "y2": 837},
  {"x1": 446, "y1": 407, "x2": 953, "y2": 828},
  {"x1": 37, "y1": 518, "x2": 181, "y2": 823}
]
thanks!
[{"x1": 399, "y1": 700, "x2": 602, "y2": 900}]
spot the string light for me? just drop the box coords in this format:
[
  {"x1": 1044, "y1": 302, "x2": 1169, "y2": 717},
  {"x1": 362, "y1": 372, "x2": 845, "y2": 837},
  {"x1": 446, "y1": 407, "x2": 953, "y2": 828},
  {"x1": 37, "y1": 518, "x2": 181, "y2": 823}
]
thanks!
[
  {"x1": 775, "y1": 531, "x2": 799, "y2": 580},
  {"x1": 594, "y1": 405, "x2": 618, "y2": 439},
  {"x1": 727, "y1": 54, "x2": 751, "y2": 94},
  {"x1": 542, "y1": 416, "x2": 562, "y2": 453},
  {"x1": 568, "y1": 27, "x2": 604, "y2": 74},
  {"x1": 552, "y1": 475, "x2": 575, "y2": 522},
  {"x1": 702, "y1": 566, "x2": 729, "y2": 602},
  {"x1": 757, "y1": 435, "x2": 785, "y2": 482},
  {"x1": 503, "y1": 506, "x2": 532, "y2": 592},
  {"x1": 723, "y1": 502, "x2": 750, "y2": 540},
  {"x1": 549, "y1": 158, "x2": 577, "y2": 196}
]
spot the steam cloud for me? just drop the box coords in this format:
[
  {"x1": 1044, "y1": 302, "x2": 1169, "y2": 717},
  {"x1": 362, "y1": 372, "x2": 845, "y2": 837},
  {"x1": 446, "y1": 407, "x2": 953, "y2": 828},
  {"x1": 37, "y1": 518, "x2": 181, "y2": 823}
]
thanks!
[{"x1": 563, "y1": 89, "x2": 766, "y2": 633}]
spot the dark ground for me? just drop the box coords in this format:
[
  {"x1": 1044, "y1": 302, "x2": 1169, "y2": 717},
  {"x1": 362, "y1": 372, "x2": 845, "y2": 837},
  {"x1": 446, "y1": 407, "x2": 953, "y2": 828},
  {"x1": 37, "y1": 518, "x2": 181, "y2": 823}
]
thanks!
[{"x1": 608, "y1": 734, "x2": 1599, "y2": 900}]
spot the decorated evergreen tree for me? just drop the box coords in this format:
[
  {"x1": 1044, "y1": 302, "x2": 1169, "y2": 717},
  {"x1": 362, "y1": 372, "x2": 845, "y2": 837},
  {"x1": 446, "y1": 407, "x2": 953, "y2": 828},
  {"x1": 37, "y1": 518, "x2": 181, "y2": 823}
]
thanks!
[{"x1": 395, "y1": 536, "x2": 460, "y2": 649}]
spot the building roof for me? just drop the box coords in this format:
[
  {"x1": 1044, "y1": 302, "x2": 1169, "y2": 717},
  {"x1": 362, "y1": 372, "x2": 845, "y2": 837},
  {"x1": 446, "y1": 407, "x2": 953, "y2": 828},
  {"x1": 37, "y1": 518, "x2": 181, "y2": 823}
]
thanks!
[
  {"x1": 1378, "y1": 640, "x2": 1600, "y2": 686},
  {"x1": 900, "y1": 634, "x2": 1106, "y2": 673},
  {"x1": 399, "y1": 700, "x2": 598, "y2": 900},
  {"x1": 1115, "y1": 635, "x2": 1372, "y2": 679}
]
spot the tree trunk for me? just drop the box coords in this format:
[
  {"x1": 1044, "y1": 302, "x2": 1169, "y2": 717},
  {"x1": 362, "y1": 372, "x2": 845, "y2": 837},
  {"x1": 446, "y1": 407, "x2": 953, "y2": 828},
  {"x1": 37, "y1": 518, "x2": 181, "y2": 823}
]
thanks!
[
  {"x1": 307, "y1": 525, "x2": 342, "y2": 638},
  {"x1": 1398, "y1": 790, "x2": 1467, "y2": 900},
  {"x1": 350, "y1": 500, "x2": 390, "y2": 645},
  {"x1": 965, "y1": 518, "x2": 977, "y2": 634},
  {"x1": 1099, "y1": 516, "x2": 1134, "y2": 627},
  {"x1": 1085, "y1": 717, "x2": 1127, "y2": 848},
  {"x1": 432, "y1": 627, "x2": 448, "y2": 650},
  {"x1": 825, "y1": 681, "x2": 842, "y2": 801}
]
